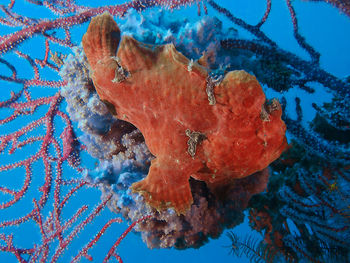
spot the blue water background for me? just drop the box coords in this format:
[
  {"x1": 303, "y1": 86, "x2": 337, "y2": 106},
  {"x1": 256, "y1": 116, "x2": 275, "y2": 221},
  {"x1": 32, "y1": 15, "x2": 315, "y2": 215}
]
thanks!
[{"x1": 0, "y1": 0, "x2": 349, "y2": 262}]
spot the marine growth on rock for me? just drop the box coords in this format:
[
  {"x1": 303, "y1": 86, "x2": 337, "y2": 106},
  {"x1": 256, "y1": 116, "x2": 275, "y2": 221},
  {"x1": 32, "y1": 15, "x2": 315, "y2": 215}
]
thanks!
[{"x1": 82, "y1": 13, "x2": 288, "y2": 215}]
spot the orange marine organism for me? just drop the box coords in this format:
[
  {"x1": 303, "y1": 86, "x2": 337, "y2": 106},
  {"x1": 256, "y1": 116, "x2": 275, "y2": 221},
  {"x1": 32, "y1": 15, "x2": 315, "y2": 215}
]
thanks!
[{"x1": 82, "y1": 13, "x2": 288, "y2": 215}]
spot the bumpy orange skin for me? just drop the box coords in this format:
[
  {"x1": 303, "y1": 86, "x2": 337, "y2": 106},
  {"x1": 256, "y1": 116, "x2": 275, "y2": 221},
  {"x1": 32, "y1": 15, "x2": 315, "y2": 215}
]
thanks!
[{"x1": 82, "y1": 13, "x2": 288, "y2": 215}]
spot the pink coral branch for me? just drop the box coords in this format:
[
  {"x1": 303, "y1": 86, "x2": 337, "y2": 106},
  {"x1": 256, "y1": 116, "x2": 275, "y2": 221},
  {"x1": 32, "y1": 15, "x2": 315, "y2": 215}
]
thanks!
[
  {"x1": 50, "y1": 193, "x2": 113, "y2": 263},
  {"x1": 103, "y1": 215, "x2": 152, "y2": 263},
  {"x1": 256, "y1": 0, "x2": 272, "y2": 28},
  {"x1": 0, "y1": 0, "x2": 202, "y2": 55},
  {"x1": 71, "y1": 217, "x2": 123, "y2": 263}
]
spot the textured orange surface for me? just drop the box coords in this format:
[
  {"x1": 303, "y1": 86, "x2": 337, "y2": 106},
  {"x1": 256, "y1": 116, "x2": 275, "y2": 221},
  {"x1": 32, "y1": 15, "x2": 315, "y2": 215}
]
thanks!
[{"x1": 82, "y1": 13, "x2": 288, "y2": 215}]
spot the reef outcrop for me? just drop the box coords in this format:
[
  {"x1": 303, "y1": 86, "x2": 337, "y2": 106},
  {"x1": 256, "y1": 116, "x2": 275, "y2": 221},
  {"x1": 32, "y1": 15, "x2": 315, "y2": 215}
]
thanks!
[{"x1": 82, "y1": 13, "x2": 288, "y2": 215}]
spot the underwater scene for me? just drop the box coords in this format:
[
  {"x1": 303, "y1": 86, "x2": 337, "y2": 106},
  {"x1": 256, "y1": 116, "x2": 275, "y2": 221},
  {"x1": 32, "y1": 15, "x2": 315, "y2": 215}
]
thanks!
[{"x1": 0, "y1": 0, "x2": 349, "y2": 262}]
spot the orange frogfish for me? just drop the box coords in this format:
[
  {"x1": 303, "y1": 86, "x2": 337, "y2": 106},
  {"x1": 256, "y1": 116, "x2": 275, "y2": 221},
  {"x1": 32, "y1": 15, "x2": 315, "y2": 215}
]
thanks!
[{"x1": 82, "y1": 13, "x2": 288, "y2": 215}]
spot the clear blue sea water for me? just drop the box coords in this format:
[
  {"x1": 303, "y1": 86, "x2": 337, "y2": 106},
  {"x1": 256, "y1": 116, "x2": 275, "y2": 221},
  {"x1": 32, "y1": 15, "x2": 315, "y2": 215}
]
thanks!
[{"x1": 0, "y1": 0, "x2": 349, "y2": 262}]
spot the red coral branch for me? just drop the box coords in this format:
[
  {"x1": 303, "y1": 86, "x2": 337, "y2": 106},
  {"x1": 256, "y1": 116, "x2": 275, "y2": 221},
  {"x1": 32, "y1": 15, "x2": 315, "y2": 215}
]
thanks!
[{"x1": 103, "y1": 215, "x2": 152, "y2": 263}]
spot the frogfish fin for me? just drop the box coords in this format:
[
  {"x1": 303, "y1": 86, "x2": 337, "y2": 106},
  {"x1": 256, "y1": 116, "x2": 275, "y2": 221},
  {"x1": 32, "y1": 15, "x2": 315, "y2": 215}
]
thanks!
[{"x1": 131, "y1": 159, "x2": 193, "y2": 215}]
